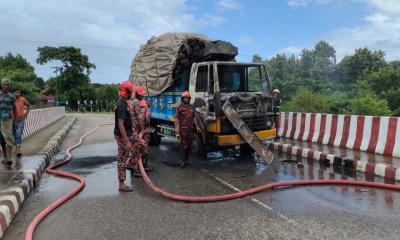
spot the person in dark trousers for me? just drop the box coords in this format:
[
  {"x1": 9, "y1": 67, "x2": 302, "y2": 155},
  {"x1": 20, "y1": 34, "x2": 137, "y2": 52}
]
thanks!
[
  {"x1": 0, "y1": 133, "x2": 6, "y2": 163},
  {"x1": 272, "y1": 88, "x2": 281, "y2": 140},
  {"x1": 175, "y1": 91, "x2": 201, "y2": 168},
  {"x1": 13, "y1": 88, "x2": 31, "y2": 157},
  {"x1": 0, "y1": 79, "x2": 16, "y2": 165},
  {"x1": 114, "y1": 80, "x2": 135, "y2": 192}
]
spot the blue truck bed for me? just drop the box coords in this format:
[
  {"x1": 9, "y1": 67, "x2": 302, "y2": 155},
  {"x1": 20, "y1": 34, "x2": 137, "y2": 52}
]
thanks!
[{"x1": 146, "y1": 80, "x2": 187, "y2": 122}]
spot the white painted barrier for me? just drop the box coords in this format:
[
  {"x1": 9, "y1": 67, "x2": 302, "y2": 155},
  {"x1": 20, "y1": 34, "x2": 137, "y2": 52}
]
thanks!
[
  {"x1": 22, "y1": 107, "x2": 66, "y2": 139},
  {"x1": 278, "y1": 112, "x2": 400, "y2": 157}
]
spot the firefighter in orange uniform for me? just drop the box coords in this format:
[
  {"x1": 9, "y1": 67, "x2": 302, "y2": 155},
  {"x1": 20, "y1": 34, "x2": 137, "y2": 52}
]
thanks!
[{"x1": 175, "y1": 91, "x2": 201, "y2": 168}]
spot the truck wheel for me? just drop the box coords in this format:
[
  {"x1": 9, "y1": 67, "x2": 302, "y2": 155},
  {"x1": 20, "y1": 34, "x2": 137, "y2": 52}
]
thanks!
[
  {"x1": 192, "y1": 133, "x2": 205, "y2": 157},
  {"x1": 149, "y1": 131, "x2": 161, "y2": 146}
]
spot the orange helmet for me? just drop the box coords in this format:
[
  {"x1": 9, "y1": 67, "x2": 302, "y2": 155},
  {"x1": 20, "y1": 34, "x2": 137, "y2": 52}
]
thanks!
[
  {"x1": 182, "y1": 91, "x2": 190, "y2": 98},
  {"x1": 136, "y1": 86, "x2": 147, "y2": 96},
  {"x1": 140, "y1": 99, "x2": 149, "y2": 108},
  {"x1": 119, "y1": 80, "x2": 134, "y2": 98}
]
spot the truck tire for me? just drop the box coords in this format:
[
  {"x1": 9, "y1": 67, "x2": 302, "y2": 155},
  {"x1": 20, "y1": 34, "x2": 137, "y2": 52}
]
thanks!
[{"x1": 192, "y1": 133, "x2": 206, "y2": 157}]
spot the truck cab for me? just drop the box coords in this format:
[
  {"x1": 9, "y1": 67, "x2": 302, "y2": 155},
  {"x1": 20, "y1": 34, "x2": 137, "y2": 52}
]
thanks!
[
  {"x1": 149, "y1": 61, "x2": 276, "y2": 154},
  {"x1": 190, "y1": 61, "x2": 276, "y2": 149}
]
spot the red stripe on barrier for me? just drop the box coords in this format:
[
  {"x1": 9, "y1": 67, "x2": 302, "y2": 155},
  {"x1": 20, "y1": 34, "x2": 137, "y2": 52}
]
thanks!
[
  {"x1": 0, "y1": 213, "x2": 7, "y2": 235},
  {"x1": 365, "y1": 163, "x2": 376, "y2": 174},
  {"x1": 282, "y1": 113, "x2": 289, "y2": 137},
  {"x1": 289, "y1": 113, "x2": 297, "y2": 139},
  {"x1": 287, "y1": 146, "x2": 292, "y2": 156},
  {"x1": 328, "y1": 115, "x2": 338, "y2": 145},
  {"x1": 385, "y1": 166, "x2": 397, "y2": 180},
  {"x1": 353, "y1": 116, "x2": 365, "y2": 150},
  {"x1": 317, "y1": 114, "x2": 327, "y2": 144},
  {"x1": 298, "y1": 113, "x2": 306, "y2": 140},
  {"x1": 306, "y1": 113, "x2": 316, "y2": 142},
  {"x1": 307, "y1": 150, "x2": 314, "y2": 160},
  {"x1": 278, "y1": 144, "x2": 283, "y2": 152},
  {"x1": 296, "y1": 148, "x2": 302, "y2": 157},
  {"x1": 319, "y1": 152, "x2": 327, "y2": 163},
  {"x1": 308, "y1": 166, "x2": 314, "y2": 179},
  {"x1": 340, "y1": 115, "x2": 351, "y2": 148},
  {"x1": 367, "y1": 117, "x2": 380, "y2": 153},
  {"x1": 318, "y1": 169, "x2": 324, "y2": 179},
  {"x1": 383, "y1": 117, "x2": 398, "y2": 156}
]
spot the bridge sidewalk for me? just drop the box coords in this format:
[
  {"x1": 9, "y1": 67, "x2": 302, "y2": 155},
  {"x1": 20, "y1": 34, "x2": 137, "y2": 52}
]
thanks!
[{"x1": 0, "y1": 116, "x2": 73, "y2": 191}]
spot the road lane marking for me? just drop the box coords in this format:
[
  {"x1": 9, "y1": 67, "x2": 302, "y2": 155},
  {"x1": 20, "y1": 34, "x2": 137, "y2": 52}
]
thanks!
[{"x1": 201, "y1": 168, "x2": 315, "y2": 236}]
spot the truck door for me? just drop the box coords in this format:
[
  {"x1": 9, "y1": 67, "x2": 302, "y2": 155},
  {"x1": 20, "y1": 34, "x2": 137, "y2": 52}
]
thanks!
[{"x1": 191, "y1": 63, "x2": 209, "y2": 116}]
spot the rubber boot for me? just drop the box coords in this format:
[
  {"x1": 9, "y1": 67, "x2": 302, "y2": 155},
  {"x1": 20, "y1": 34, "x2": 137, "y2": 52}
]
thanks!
[
  {"x1": 6, "y1": 145, "x2": 12, "y2": 166},
  {"x1": 185, "y1": 149, "x2": 192, "y2": 165},
  {"x1": 179, "y1": 150, "x2": 187, "y2": 169},
  {"x1": 143, "y1": 154, "x2": 153, "y2": 172},
  {"x1": 15, "y1": 146, "x2": 22, "y2": 157}
]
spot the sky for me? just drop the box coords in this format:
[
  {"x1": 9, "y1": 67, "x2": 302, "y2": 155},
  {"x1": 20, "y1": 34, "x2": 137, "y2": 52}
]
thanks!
[{"x1": 1, "y1": 0, "x2": 400, "y2": 84}]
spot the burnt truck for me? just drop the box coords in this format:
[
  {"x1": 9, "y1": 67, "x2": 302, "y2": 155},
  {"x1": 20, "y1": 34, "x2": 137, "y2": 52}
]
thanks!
[{"x1": 130, "y1": 33, "x2": 275, "y2": 163}]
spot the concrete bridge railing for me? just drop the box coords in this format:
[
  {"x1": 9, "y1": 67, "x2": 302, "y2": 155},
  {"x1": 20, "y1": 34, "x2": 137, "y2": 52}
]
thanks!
[
  {"x1": 23, "y1": 106, "x2": 66, "y2": 139},
  {"x1": 278, "y1": 112, "x2": 400, "y2": 158}
]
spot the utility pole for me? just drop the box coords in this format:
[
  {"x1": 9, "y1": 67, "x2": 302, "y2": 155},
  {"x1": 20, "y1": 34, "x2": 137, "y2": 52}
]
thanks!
[{"x1": 52, "y1": 67, "x2": 61, "y2": 107}]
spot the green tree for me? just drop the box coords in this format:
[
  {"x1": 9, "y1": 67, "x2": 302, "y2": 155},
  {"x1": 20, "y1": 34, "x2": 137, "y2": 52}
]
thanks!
[
  {"x1": 252, "y1": 54, "x2": 263, "y2": 64},
  {"x1": 266, "y1": 54, "x2": 300, "y2": 100},
  {"x1": 37, "y1": 46, "x2": 96, "y2": 106},
  {"x1": 347, "y1": 81, "x2": 392, "y2": 116},
  {"x1": 337, "y1": 48, "x2": 386, "y2": 89},
  {"x1": 281, "y1": 87, "x2": 331, "y2": 113},
  {"x1": 366, "y1": 61, "x2": 400, "y2": 115},
  {"x1": 0, "y1": 53, "x2": 39, "y2": 103},
  {"x1": 34, "y1": 77, "x2": 45, "y2": 90},
  {"x1": 0, "y1": 53, "x2": 37, "y2": 83},
  {"x1": 309, "y1": 41, "x2": 336, "y2": 90}
]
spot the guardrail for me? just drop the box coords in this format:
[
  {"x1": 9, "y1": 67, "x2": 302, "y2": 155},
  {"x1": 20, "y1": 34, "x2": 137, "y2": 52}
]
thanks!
[
  {"x1": 278, "y1": 112, "x2": 400, "y2": 158},
  {"x1": 23, "y1": 107, "x2": 66, "y2": 139}
]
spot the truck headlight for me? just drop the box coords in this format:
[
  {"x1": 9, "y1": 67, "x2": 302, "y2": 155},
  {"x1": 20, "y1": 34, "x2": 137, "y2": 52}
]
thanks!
[{"x1": 266, "y1": 120, "x2": 272, "y2": 128}]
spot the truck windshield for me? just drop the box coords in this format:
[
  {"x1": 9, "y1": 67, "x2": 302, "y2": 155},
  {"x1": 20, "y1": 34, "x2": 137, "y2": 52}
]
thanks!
[{"x1": 217, "y1": 64, "x2": 269, "y2": 92}]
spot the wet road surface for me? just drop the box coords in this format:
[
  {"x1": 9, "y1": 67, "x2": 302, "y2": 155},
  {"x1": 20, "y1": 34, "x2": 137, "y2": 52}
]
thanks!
[{"x1": 4, "y1": 115, "x2": 400, "y2": 240}]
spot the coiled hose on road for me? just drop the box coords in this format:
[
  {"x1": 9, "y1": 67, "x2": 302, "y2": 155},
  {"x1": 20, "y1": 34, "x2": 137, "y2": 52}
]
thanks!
[{"x1": 26, "y1": 123, "x2": 400, "y2": 240}]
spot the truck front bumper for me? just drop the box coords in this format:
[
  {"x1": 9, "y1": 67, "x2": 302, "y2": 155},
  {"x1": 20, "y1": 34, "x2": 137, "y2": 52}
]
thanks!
[{"x1": 217, "y1": 128, "x2": 276, "y2": 146}]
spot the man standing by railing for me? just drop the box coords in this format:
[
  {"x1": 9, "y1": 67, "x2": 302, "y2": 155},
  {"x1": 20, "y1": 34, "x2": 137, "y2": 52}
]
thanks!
[
  {"x1": 0, "y1": 79, "x2": 16, "y2": 165},
  {"x1": 13, "y1": 88, "x2": 31, "y2": 157}
]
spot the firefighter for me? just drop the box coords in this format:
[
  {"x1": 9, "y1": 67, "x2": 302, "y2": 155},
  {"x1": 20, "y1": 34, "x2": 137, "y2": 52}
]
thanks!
[
  {"x1": 127, "y1": 86, "x2": 148, "y2": 176},
  {"x1": 175, "y1": 91, "x2": 201, "y2": 169},
  {"x1": 114, "y1": 80, "x2": 135, "y2": 192},
  {"x1": 140, "y1": 99, "x2": 153, "y2": 171},
  {"x1": 272, "y1": 88, "x2": 281, "y2": 139}
]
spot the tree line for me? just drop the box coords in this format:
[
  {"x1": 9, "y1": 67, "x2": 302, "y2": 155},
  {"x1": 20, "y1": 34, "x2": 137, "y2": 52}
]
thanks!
[
  {"x1": 2, "y1": 42, "x2": 399, "y2": 115},
  {"x1": 0, "y1": 47, "x2": 118, "y2": 111},
  {"x1": 253, "y1": 41, "x2": 399, "y2": 116}
]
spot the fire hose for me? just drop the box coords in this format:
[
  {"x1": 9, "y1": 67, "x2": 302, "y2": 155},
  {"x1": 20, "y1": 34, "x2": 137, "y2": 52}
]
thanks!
[{"x1": 26, "y1": 123, "x2": 400, "y2": 239}]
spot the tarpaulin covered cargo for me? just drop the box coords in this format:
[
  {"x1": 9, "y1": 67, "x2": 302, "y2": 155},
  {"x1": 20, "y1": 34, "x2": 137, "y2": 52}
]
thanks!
[{"x1": 129, "y1": 32, "x2": 237, "y2": 96}]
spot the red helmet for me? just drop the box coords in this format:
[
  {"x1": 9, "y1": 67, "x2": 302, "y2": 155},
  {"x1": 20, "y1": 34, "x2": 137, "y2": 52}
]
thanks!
[
  {"x1": 182, "y1": 91, "x2": 190, "y2": 98},
  {"x1": 136, "y1": 86, "x2": 147, "y2": 96},
  {"x1": 119, "y1": 80, "x2": 134, "y2": 98}
]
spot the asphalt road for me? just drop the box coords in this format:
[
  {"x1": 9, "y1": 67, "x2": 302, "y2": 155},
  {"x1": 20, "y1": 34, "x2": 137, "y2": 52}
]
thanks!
[{"x1": 4, "y1": 114, "x2": 400, "y2": 240}]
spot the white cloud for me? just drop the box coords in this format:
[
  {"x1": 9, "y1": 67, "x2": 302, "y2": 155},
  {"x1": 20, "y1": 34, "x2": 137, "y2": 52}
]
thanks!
[
  {"x1": 238, "y1": 34, "x2": 253, "y2": 45},
  {"x1": 287, "y1": 0, "x2": 335, "y2": 9},
  {"x1": 217, "y1": 0, "x2": 241, "y2": 10},
  {"x1": 278, "y1": 46, "x2": 303, "y2": 55},
  {"x1": 328, "y1": 0, "x2": 400, "y2": 60},
  {"x1": 0, "y1": 0, "x2": 226, "y2": 83}
]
